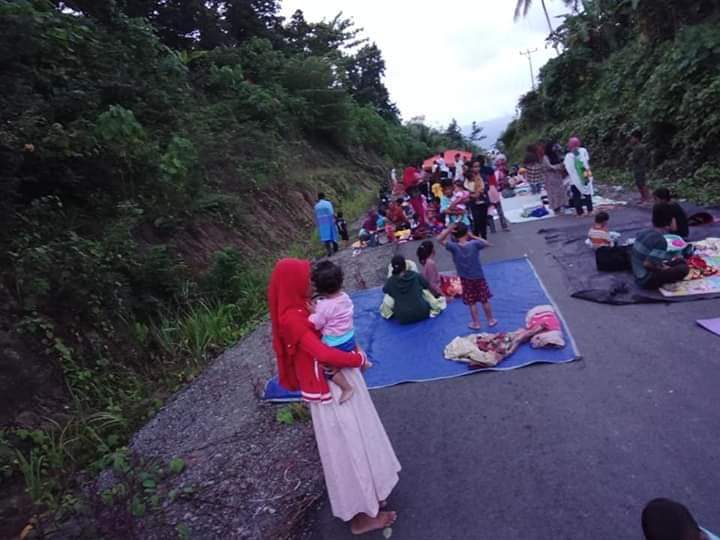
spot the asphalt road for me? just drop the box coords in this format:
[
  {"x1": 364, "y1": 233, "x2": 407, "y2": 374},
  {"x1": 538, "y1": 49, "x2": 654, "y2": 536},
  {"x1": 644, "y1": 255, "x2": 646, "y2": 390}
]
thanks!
[{"x1": 309, "y1": 211, "x2": 720, "y2": 540}]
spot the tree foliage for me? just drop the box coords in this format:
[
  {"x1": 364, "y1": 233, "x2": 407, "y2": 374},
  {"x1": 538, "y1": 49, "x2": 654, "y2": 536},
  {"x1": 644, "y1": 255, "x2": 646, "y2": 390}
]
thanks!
[
  {"x1": 0, "y1": 0, "x2": 460, "y2": 515},
  {"x1": 503, "y1": 0, "x2": 720, "y2": 186}
]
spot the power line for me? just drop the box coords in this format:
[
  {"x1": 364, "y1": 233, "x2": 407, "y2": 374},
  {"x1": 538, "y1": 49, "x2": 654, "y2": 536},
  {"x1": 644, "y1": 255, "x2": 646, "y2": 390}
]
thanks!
[{"x1": 520, "y1": 48, "x2": 539, "y2": 91}]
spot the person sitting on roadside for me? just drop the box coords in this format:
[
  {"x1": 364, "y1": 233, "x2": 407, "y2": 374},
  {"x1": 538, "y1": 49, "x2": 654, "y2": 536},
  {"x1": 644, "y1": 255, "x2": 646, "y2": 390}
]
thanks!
[
  {"x1": 653, "y1": 187, "x2": 689, "y2": 239},
  {"x1": 631, "y1": 203, "x2": 690, "y2": 289},
  {"x1": 642, "y1": 498, "x2": 719, "y2": 540}
]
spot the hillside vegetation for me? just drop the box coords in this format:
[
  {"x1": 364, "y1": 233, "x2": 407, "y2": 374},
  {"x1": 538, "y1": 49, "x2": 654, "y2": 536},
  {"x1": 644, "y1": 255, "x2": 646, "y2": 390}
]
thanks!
[
  {"x1": 502, "y1": 0, "x2": 720, "y2": 204},
  {"x1": 0, "y1": 0, "x2": 479, "y2": 532}
]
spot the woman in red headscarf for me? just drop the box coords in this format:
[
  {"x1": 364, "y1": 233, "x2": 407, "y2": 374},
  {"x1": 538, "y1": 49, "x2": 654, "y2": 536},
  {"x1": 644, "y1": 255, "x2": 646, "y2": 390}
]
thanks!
[{"x1": 268, "y1": 259, "x2": 400, "y2": 534}]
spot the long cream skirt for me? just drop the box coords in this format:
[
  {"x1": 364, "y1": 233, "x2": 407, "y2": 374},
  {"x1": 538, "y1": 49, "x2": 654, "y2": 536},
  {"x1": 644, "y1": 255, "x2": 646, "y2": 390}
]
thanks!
[{"x1": 309, "y1": 368, "x2": 401, "y2": 521}]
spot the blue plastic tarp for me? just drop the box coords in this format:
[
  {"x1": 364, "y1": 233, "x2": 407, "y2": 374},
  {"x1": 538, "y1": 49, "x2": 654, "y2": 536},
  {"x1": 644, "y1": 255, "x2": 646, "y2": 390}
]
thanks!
[{"x1": 263, "y1": 257, "x2": 580, "y2": 402}]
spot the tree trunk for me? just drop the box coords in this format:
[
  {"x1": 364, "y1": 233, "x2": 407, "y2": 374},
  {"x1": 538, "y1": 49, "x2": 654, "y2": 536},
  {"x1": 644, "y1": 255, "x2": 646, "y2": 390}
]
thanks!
[
  {"x1": 540, "y1": 0, "x2": 554, "y2": 34},
  {"x1": 541, "y1": 0, "x2": 561, "y2": 55}
]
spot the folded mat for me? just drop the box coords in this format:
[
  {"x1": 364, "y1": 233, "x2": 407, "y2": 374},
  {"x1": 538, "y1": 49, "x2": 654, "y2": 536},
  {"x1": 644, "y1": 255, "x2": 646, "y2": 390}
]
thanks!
[
  {"x1": 539, "y1": 206, "x2": 720, "y2": 305},
  {"x1": 697, "y1": 318, "x2": 720, "y2": 337},
  {"x1": 263, "y1": 257, "x2": 580, "y2": 402}
]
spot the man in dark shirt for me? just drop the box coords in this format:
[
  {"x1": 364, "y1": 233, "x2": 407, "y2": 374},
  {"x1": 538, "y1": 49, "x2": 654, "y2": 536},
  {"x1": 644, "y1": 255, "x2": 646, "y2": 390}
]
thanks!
[
  {"x1": 631, "y1": 203, "x2": 689, "y2": 289},
  {"x1": 630, "y1": 130, "x2": 650, "y2": 203},
  {"x1": 653, "y1": 187, "x2": 689, "y2": 239}
]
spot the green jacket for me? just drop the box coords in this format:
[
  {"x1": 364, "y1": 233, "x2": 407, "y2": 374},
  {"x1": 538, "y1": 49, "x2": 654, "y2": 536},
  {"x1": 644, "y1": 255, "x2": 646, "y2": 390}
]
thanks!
[{"x1": 382, "y1": 271, "x2": 431, "y2": 324}]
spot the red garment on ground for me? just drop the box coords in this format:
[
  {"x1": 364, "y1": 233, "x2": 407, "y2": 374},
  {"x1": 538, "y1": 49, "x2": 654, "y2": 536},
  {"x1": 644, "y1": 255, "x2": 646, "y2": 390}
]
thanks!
[
  {"x1": 363, "y1": 210, "x2": 378, "y2": 232},
  {"x1": 526, "y1": 310, "x2": 561, "y2": 332},
  {"x1": 268, "y1": 258, "x2": 365, "y2": 402},
  {"x1": 387, "y1": 203, "x2": 407, "y2": 225}
]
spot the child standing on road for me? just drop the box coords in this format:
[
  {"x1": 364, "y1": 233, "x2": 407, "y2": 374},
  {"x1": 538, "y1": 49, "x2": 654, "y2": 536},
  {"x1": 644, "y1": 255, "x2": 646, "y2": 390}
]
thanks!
[
  {"x1": 309, "y1": 261, "x2": 358, "y2": 404},
  {"x1": 438, "y1": 222, "x2": 497, "y2": 330},
  {"x1": 335, "y1": 212, "x2": 349, "y2": 245}
]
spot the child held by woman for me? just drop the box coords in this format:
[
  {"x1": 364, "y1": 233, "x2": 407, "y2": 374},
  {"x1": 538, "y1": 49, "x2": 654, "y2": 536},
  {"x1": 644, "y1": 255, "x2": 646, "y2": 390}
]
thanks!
[
  {"x1": 438, "y1": 222, "x2": 496, "y2": 330},
  {"x1": 309, "y1": 261, "x2": 364, "y2": 403}
]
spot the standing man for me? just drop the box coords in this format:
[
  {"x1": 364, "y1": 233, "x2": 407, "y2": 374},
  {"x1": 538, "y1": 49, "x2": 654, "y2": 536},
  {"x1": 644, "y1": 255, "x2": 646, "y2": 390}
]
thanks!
[
  {"x1": 314, "y1": 193, "x2": 338, "y2": 257},
  {"x1": 436, "y1": 151, "x2": 449, "y2": 179},
  {"x1": 630, "y1": 129, "x2": 650, "y2": 204}
]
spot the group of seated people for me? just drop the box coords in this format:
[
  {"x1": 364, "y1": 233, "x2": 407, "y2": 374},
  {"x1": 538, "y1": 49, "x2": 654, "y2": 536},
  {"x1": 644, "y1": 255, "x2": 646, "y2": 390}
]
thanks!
[{"x1": 587, "y1": 187, "x2": 694, "y2": 289}]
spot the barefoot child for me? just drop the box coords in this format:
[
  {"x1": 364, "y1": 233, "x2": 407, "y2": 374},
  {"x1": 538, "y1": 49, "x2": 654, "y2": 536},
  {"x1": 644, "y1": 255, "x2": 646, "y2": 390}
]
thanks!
[
  {"x1": 438, "y1": 222, "x2": 497, "y2": 330},
  {"x1": 309, "y1": 261, "x2": 357, "y2": 403}
]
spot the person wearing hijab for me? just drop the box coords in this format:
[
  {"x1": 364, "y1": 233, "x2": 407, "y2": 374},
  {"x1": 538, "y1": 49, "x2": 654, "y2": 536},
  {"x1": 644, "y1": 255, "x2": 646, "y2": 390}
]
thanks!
[
  {"x1": 402, "y1": 163, "x2": 422, "y2": 192},
  {"x1": 362, "y1": 210, "x2": 379, "y2": 234},
  {"x1": 564, "y1": 137, "x2": 594, "y2": 216},
  {"x1": 268, "y1": 259, "x2": 400, "y2": 534},
  {"x1": 541, "y1": 141, "x2": 567, "y2": 214}
]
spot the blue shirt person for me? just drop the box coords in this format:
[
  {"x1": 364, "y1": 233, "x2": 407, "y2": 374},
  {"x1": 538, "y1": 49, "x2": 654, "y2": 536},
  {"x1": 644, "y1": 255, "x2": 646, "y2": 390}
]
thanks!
[{"x1": 314, "y1": 193, "x2": 339, "y2": 257}]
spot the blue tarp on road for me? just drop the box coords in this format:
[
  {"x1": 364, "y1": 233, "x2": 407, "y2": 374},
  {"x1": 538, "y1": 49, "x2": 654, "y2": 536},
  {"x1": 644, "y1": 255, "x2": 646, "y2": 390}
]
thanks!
[{"x1": 263, "y1": 257, "x2": 580, "y2": 402}]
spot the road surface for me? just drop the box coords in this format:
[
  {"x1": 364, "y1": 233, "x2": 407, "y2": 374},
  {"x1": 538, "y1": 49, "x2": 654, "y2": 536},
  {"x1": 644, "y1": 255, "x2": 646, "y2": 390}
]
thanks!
[{"x1": 309, "y1": 212, "x2": 720, "y2": 540}]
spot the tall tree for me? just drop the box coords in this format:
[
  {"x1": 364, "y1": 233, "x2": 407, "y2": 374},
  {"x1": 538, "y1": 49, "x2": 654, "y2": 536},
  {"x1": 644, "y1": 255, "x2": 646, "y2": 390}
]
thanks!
[
  {"x1": 346, "y1": 43, "x2": 398, "y2": 122},
  {"x1": 444, "y1": 119, "x2": 465, "y2": 148},
  {"x1": 285, "y1": 12, "x2": 366, "y2": 61},
  {"x1": 225, "y1": 0, "x2": 282, "y2": 45},
  {"x1": 514, "y1": 0, "x2": 556, "y2": 35},
  {"x1": 469, "y1": 121, "x2": 486, "y2": 144},
  {"x1": 150, "y1": 0, "x2": 228, "y2": 49},
  {"x1": 513, "y1": 0, "x2": 582, "y2": 42}
]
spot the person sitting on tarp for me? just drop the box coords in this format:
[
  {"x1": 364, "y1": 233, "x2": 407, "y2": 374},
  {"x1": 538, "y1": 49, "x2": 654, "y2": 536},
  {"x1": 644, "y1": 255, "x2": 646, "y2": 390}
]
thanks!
[
  {"x1": 653, "y1": 187, "x2": 689, "y2": 239},
  {"x1": 631, "y1": 203, "x2": 690, "y2": 289},
  {"x1": 588, "y1": 211, "x2": 613, "y2": 248},
  {"x1": 381, "y1": 256, "x2": 445, "y2": 324},
  {"x1": 590, "y1": 211, "x2": 631, "y2": 272}
]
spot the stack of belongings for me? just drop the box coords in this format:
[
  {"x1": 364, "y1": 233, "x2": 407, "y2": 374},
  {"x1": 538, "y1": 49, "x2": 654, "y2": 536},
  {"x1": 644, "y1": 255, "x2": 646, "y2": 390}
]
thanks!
[{"x1": 443, "y1": 305, "x2": 565, "y2": 368}]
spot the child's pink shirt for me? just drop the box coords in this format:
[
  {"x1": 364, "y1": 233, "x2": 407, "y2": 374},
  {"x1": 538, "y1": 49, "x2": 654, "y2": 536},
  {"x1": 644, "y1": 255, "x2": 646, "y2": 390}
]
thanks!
[
  {"x1": 451, "y1": 190, "x2": 469, "y2": 211},
  {"x1": 309, "y1": 292, "x2": 354, "y2": 337}
]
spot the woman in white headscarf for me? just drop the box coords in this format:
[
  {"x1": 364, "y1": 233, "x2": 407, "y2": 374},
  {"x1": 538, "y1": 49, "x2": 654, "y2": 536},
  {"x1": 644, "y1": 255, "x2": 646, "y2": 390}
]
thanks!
[{"x1": 564, "y1": 137, "x2": 594, "y2": 216}]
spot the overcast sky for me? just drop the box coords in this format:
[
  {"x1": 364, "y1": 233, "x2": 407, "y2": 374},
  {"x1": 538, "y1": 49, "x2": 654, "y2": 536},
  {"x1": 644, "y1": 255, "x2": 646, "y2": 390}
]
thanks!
[{"x1": 281, "y1": 0, "x2": 572, "y2": 128}]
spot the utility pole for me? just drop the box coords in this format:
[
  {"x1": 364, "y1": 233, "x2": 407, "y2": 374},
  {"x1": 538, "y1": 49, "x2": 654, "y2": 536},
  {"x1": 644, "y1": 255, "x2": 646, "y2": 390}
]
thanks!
[{"x1": 520, "y1": 48, "x2": 538, "y2": 91}]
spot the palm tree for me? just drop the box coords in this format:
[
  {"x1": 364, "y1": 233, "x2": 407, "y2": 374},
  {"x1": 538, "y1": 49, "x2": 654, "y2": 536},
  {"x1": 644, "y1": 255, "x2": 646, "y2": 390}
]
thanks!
[
  {"x1": 514, "y1": 0, "x2": 555, "y2": 35},
  {"x1": 514, "y1": 0, "x2": 584, "y2": 33}
]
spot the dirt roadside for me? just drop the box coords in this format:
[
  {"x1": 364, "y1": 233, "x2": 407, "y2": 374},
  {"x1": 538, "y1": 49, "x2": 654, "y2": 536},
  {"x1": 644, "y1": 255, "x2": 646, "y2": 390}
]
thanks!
[{"x1": 55, "y1": 239, "x2": 399, "y2": 539}]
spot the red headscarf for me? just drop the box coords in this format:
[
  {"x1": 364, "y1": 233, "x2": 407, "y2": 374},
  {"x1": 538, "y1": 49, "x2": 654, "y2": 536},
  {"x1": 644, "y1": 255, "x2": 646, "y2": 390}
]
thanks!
[
  {"x1": 268, "y1": 258, "x2": 313, "y2": 391},
  {"x1": 403, "y1": 166, "x2": 419, "y2": 190}
]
